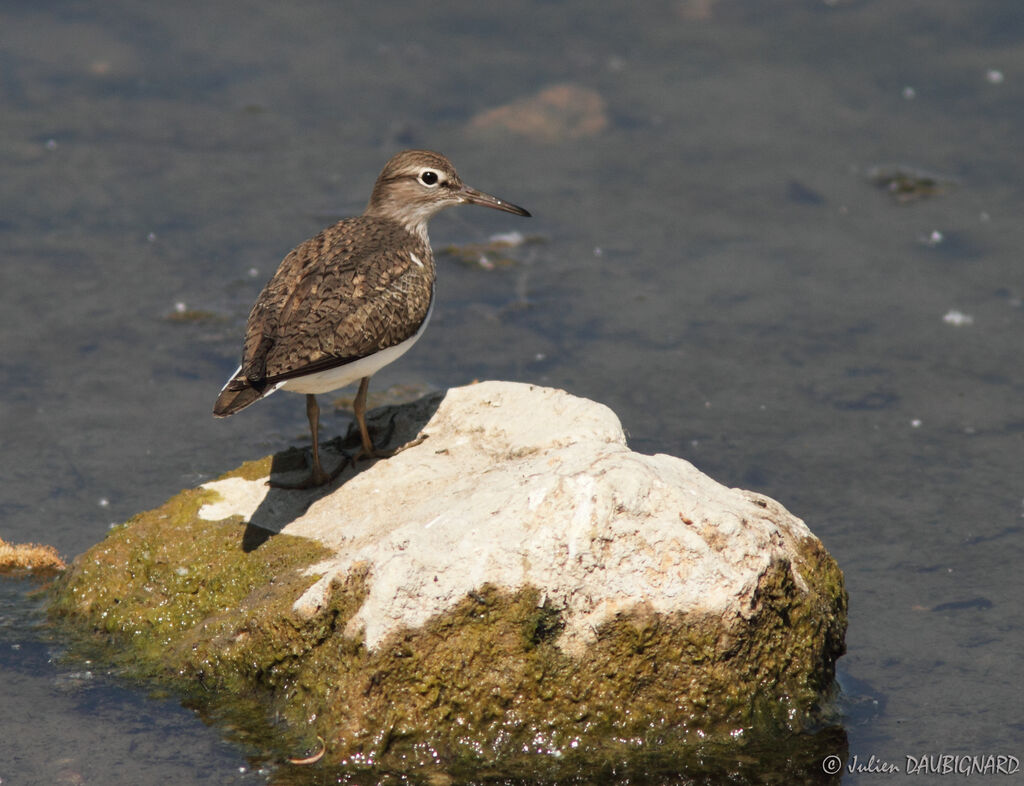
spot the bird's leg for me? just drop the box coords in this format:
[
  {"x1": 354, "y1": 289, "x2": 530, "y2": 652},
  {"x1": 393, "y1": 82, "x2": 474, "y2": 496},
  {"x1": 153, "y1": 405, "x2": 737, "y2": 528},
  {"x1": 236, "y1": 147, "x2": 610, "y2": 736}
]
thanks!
[
  {"x1": 269, "y1": 394, "x2": 343, "y2": 489},
  {"x1": 349, "y1": 376, "x2": 427, "y2": 462},
  {"x1": 306, "y1": 394, "x2": 330, "y2": 484},
  {"x1": 352, "y1": 376, "x2": 386, "y2": 461}
]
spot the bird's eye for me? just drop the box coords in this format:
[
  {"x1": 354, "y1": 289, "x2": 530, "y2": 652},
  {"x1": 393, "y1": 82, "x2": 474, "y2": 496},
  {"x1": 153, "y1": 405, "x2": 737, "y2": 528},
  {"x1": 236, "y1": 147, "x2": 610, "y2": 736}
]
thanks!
[{"x1": 419, "y1": 170, "x2": 440, "y2": 186}]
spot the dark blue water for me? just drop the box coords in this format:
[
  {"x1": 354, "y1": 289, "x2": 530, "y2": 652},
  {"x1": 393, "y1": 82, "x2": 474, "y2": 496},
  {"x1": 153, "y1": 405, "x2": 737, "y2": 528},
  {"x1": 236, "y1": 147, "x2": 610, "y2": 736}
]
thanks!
[{"x1": 2, "y1": 1, "x2": 1023, "y2": 783}]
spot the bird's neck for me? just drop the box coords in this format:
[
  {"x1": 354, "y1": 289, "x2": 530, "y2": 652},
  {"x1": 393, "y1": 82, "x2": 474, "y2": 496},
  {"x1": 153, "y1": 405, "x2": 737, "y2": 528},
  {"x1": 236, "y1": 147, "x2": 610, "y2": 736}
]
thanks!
[{"x1": 364, "y1": 202, "x2": 434, "y2": 246}]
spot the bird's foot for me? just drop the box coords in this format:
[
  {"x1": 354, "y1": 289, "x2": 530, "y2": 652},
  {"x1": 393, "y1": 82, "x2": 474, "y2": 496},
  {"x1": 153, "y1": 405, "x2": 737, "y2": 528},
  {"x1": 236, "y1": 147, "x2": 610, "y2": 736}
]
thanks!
[
  {"x1": 347, "y1": 433, "x2": 428, "y2": 467},
  {"x1": 267, "y1": 452, "x2": 347, "y2": 489}
]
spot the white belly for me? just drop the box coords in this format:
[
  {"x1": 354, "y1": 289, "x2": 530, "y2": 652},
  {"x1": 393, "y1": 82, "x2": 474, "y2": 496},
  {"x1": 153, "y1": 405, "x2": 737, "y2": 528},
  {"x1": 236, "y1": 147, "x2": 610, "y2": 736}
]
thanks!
[{"x1": 275, "y1": 301, "x2": 433, "y2": 396}]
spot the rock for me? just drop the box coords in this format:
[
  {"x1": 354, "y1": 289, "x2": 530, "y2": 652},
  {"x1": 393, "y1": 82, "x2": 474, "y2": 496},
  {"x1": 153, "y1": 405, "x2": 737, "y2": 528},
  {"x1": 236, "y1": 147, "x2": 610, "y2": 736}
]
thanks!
[
  {"x1": 50, "y1": 381, "x2": 846, "y2": 777},
  {"x1": 468, "y1": 84, "x2": 609, "y2": 142},
  {"x1": 0, "y1": 536, "x2": 65, "y2": 575}
]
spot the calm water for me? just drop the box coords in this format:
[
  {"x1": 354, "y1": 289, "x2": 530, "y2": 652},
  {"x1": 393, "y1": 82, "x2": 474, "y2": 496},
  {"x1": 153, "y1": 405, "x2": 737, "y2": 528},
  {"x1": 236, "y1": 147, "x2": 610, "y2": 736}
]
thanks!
[{"x1": 2, "y1": 1, "x2": 1023, "y2": 783}]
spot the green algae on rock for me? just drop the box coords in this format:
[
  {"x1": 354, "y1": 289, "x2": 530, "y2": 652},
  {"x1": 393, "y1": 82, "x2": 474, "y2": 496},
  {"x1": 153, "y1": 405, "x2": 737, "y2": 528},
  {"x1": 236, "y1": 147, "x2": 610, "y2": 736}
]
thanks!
[
  {"x1": 49, "y1": 382, "x2": 847, "y2": 778},
  {"x1": 49, "y1": 465, "x2": 331, "y2": 678}
]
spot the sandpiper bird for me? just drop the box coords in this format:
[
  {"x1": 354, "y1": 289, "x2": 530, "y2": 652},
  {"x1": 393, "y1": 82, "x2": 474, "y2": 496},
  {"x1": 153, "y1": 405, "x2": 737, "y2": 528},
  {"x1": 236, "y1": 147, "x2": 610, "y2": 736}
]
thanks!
[{"x1": 213, "y1": 150, "x2": 530, "y2": 487}]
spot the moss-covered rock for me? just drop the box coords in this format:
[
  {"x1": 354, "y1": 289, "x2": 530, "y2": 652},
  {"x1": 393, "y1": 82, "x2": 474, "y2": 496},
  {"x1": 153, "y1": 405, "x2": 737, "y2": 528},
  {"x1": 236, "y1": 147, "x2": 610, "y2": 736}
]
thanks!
[{"x1": 50, "y1": 383, "x2": 847, "y2": 781}]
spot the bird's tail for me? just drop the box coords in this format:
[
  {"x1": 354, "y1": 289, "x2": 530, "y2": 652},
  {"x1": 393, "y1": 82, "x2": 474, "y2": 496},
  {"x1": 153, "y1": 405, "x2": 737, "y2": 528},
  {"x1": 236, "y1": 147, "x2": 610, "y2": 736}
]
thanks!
[
  {"x1": 213, "y1": 367, "x2": 267, "y2": 417},
  {"x1": 213, "y1": 385, "x2": 263, "y2": 417}
]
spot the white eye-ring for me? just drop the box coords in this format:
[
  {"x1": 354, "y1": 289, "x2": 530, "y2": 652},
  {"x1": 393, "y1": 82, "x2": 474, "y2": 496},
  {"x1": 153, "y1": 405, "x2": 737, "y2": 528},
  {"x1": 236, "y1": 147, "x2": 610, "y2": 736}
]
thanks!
[{"x1": 419, "y1": 169, "x2": 440, "y2": 187}]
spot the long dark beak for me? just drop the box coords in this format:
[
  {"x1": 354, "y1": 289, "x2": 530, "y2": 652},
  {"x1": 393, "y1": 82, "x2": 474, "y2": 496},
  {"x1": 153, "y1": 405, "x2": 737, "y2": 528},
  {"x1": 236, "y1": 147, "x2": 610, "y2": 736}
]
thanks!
[{"x1": 459, "y1": 185, "x2": 531, "y2": 217}]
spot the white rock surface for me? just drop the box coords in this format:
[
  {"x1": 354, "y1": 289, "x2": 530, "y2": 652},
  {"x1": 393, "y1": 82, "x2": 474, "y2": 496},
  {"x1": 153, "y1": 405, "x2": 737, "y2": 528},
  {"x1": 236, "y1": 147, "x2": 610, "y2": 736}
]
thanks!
[{"x1": 198, "y1": 382, "x2": 816, "y2": 655}]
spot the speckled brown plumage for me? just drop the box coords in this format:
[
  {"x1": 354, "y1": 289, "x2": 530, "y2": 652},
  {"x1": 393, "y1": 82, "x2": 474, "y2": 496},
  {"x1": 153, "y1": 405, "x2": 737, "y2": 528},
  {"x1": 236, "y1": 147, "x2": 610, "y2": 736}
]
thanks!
[
  {"x1": 213, "y1": 216, "x2": 435, "y2": 415},
  {"x1": 213, "y1": 150, "x2": 530, "y2": 487}
]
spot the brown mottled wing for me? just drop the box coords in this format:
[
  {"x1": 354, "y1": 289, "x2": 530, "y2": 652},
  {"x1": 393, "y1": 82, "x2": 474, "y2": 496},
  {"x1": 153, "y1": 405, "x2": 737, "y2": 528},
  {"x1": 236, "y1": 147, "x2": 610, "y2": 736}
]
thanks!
[{"x1": 214, "y1": 216, "x2": 432, "y2": 416}]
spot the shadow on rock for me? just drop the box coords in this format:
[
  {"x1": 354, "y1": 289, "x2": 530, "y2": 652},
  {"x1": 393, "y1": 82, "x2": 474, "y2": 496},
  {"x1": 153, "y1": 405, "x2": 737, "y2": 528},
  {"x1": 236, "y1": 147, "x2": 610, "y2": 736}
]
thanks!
[{"x1": 241, "y1": 390, "x2": 444, "y2": 551}]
